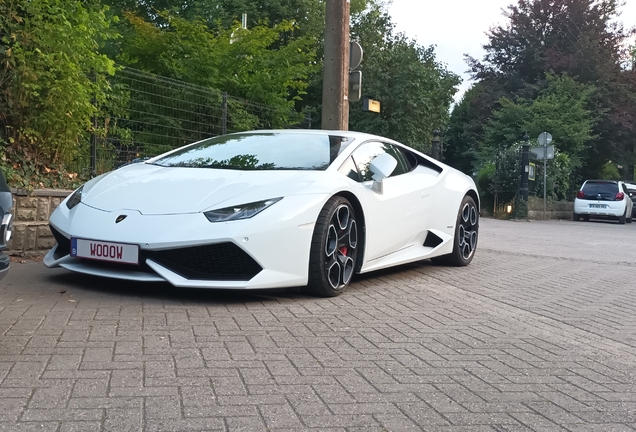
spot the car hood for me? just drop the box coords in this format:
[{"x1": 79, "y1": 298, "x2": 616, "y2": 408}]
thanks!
[{"x1": 81, "y1": 163, "x2": 329, "y2": 214}]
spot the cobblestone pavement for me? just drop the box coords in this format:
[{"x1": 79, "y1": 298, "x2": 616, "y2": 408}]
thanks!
[{"x1": 0, "y1": 217, "x2": 635, "y2": 431}]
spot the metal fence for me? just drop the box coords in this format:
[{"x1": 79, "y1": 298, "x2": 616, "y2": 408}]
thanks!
[
  {"x1": 491, "y1": 145, "x2": 522, "y2": 216},
  {"x1": 80, "y1": 67, "x2": 310, "y2": 176}
]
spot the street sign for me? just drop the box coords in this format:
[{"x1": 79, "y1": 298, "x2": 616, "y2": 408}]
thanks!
[
  {"x1": 530, "y1": 145, "x2": 554, "y2": 160},
  {"x1": 363, "y1": 97, "x2": 381, "y2": 113},
  {"x1": 536, "y1": 131, "x2": 553, "y2": 221},
  {"x1": 349, "y1": 71, "x2": 362, "y2": 102},
  {"x1": 350, "y1": 41, "x2": 363, "y2": 70},
  {"x1": 529, "y1": 162, "x2": 536, "y2": 181},
  {"x1": 538, "y1": 132, "x2": 552, "y2": 147}
]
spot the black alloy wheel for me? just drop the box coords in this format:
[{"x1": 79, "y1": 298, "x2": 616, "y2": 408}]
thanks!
[
  {"x1": 433, "y1": 195, "x2": 479, "y2": 266},
  {"x1": 307, "y1": 196, "x2": 359, "y2": 297}
]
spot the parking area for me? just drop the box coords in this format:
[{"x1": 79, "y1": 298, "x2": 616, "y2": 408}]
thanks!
[{"x1": 0, "y1": 217, "x2": 635, "y2": 431}]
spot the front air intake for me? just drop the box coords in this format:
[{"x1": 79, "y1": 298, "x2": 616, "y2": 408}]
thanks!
[
  {"x1": 147, "y1": 243, "x2": 262, "y2": 281},
  {"x1": 50, "y1": 225, "x2": 71, "y2": 259}
]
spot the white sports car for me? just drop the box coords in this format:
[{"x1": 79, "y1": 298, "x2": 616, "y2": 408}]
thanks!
[{"x1": 45, "y1": 130, "x2": 479, "y2": 296}]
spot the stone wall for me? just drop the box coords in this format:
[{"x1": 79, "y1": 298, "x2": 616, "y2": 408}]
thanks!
[
  {"x1": 9, "y1": 189, "x2": 72, "y2": 256},
  {"x1": 527, "y1": 196, "x2": 573, "y2": 220}
]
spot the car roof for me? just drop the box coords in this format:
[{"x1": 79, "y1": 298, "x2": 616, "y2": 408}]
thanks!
[{"x1": 237, "y1": 129, "x2": 398, "y2": 143}]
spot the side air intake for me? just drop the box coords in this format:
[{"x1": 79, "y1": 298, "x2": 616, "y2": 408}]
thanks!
[{"x1": 423, "y1": 231, "x2": 443, "y2": 248}]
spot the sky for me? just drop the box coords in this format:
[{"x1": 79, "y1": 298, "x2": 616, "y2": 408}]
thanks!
[{"x1": 387, "y1": 0, "x2": 636, "y2": 102}]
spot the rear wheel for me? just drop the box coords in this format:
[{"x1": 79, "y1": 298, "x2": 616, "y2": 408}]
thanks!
[
  {"x1": 619, "y1": 208, "x2": 626, "y2": 225},
  {"x1": 432, "y1": 195, "x2": 479, "y2": 266},
  {"x1": 572, "y1": 212, "x2": 580, "y2": 221},
  {"x1": 306, "y1": 196, "x2": 359, "y2": 297}
]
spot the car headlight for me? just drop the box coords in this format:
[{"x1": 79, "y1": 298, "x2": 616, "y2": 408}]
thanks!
[
  {"x1": 66, "y1": 186, "x2": 84, "y2": 210},
  {"x1": 204, "y1": 197, "x2": 282, "y2": 222}
]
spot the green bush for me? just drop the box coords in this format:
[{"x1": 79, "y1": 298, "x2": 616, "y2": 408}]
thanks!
[
  {"x1": 598, "y1": 162, "x2": 621, "y2": 180},
  {"x1": 0, "y1": 0, "x2": 117, "y2": 166},
  {"x1": 0, "y1": 144, "x2": 87, "y2": 191}
]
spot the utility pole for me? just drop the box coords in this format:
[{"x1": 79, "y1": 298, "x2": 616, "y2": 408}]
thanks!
[{"x1": 322, "y1": 0, "x2": 350, "y2": 130}]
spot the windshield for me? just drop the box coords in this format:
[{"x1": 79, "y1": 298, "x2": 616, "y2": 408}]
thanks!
[{"x1": 150, "y1": 133, "x2": 349, "y2": 170}]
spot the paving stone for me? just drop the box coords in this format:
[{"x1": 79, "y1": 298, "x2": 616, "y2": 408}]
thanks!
[
  {"x1": 0, "y1": 219, "x2": 635, "y2": 430},
  {"x1": 103, "y1": 407, "x2": 141, "y2": 432},
  {"x1": 59, "y1": 421, "x2": 102, "y2": 432},
  {"x1": 28, "y1": 383, "x2": 73, "y2": 409}
]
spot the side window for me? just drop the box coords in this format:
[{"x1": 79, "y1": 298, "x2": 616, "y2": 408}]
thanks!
[
  {"x1": 351, "y1": 142, "x2": 387, "y2": 181},
  {"x1": 383, "y1": 144, "x2": 413, "y2": 175},
  {"x1": 351, "y1": 142, "x2": 413, "y2": 182},
  {"x1": 338, "y1": 156, "x2": 361, "y2": 182},
  {"x1": 399, "y1": 147, "x2": 418, "y2": 170}
]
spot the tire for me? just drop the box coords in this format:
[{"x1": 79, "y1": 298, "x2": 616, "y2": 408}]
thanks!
[
  {"x1": 306, "y1": 196, "x2": 359, "y2": 297},
  {"x1": 619, "y1": 209, "x2": 626, "y2": 225},
  {"x1": 572, "y1": 212, "x2": 580, "y2": 221},
  {"x1": 432, "y1": 195, "x2": 479, "y2": 266},
  {"x1": 582, "y1": 215, "x2": 590, "y2": 221}
]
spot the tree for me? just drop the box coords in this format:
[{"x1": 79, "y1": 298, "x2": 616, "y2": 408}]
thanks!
[
  {"x1": 118, "y1": 12, "x2": 317, "y2": 120},
  {"x1": 0, "y1": 0, "x2": 117, "y2": 167},
  {"x1": 445, "y1": 82, "x2": 502, "y2": 174},
  {"x1": 478, "y1": 74, "x2": 597, "y2": 199},
  {"x1": 347, "y1": 2, "x2": 460, "y2": 151},
  {"x1": 468, "y1": 0, "x2": 626, "y2": 92},
  {"x1": 103, "y1": 0, "x2": 371, "y2": 38},
  {"x1": 463, "y1": 0, "x2": 636, "y2": 180}
]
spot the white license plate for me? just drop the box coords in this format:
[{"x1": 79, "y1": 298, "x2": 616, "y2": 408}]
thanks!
[
  {"x1": 589, "y1": 204, "x2": 607, "y2": 209},
  {"x1": 71, "y1": 238, "x2": 139, "y2": 265}
]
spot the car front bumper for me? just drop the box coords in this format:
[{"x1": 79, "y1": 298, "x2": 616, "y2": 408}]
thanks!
[{"x1": 44, "y1": 194, "x2": 329, "y2": 289}]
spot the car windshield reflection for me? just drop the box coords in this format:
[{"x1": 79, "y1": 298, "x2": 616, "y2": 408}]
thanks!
[{"x1": 150, "y1": 132, "x2": 349, "y2": 171}]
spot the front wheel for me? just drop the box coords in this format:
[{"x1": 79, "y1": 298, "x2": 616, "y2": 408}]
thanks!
[
  {"x1": 433, "y1": 195, "x2": 479, "y2": 266},
  {"x1": 306, "y1": 196, "x2": 359, "y2": 297}
]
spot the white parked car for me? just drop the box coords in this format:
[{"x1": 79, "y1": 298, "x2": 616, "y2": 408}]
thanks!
[
  {"x1": 625, "y1": 183, "x2": 636, "y2": 220},
  {"x1": 573, "y1": 180, "x2": 633, "y2": 224},
  {"x1": 44, "y1": 130, "x2": 480, "y2": 297}
]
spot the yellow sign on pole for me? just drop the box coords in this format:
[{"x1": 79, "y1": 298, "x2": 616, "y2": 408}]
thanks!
[
  {"x1": 529, "y1": 162, "x2": 536, "y2": 181},
  {"x1": 363, "y1": 98, "x2": 381, "y2": 113}
]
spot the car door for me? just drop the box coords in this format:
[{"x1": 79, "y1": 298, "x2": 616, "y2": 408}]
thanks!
[
  {"x1": 621, "y1": 183, "x2": 632, "y2": 218},
  {"x1": 627, "y1": 185, "x2": 636, "y2": 217},
  {"x1": 347, "y1": 141, "x2": 440, "y2": 262}
]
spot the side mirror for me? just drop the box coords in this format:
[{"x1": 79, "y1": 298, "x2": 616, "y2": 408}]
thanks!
[{"x1": 369, "y1": 153, "x2": 397, "y2": 194}]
